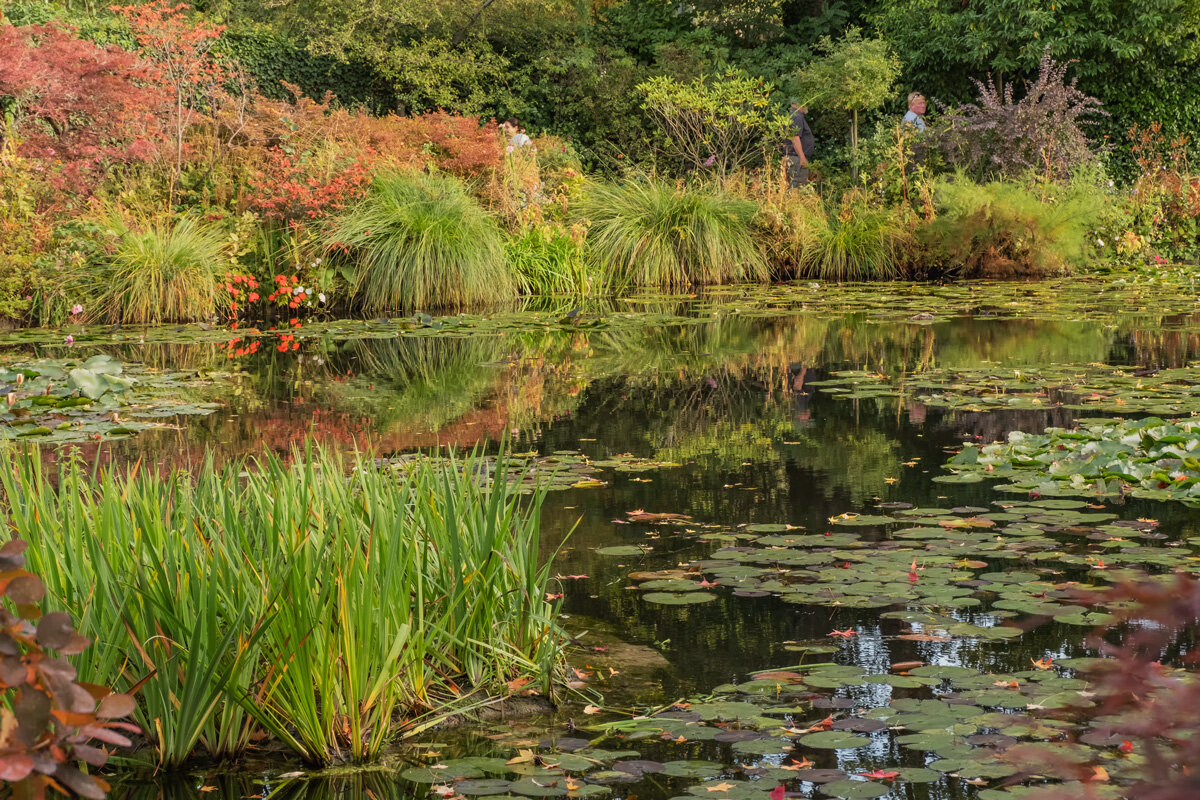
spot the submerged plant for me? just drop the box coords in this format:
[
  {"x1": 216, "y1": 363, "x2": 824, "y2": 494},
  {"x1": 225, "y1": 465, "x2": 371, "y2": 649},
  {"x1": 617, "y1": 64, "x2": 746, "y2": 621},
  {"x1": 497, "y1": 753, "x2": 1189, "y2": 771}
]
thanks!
[
  {"x1": 1, "y1": 445, "x2": 565, "y2": 766},
  {"x1": 579, "y1": 181, "x2": 769, "y2": 291},
  {"x1": 328, "y1": 171, "x2": 514, "y2": 312},
  {"x1": 93, "y1": 215, "x2": 224, "y2": 324}
]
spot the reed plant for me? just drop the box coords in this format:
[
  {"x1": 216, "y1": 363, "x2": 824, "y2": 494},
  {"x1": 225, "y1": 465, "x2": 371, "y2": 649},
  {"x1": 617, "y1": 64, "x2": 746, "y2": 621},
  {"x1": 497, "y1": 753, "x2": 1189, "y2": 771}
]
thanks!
[
  {"x1": 794, "y1": 195, "x2": 912, "y2": 281},
  {"x1": 93, "y1": 215, "x2": 225, "y2": 323},
  {"x1": 328, "y1": 171, "x2": 515, "y2": 311},
  {"x1": 0, "y1": 444, "x2": 564, "y2": 766},
  {"x1": 579, "y1": 180, "x2": 768, "y2": 291}
]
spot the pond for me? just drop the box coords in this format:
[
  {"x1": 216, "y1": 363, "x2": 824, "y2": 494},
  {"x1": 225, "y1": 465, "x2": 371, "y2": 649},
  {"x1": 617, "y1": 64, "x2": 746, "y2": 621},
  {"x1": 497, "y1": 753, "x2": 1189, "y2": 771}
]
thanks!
[{"x1": 5, "y1": 276, "x2": 1200, "y2": 800}]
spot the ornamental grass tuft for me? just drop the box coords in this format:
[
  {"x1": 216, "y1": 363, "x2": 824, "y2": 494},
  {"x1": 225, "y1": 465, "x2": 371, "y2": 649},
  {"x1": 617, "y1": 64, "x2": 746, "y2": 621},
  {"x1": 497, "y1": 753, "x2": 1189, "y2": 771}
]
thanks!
[
  {"x1": 579, "y1": 181, "x2": 769, "y2": 291},
  {"x1": 329, "y1": 171, "x2": 515, "y2": 312}
]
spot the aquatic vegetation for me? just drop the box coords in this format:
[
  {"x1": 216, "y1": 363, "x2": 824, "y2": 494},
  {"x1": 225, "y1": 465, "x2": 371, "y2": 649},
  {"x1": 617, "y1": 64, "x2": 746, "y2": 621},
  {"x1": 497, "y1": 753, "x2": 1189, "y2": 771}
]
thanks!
[
  {"x1": 579, "y1": 181, "x2": 769, "y2": 291},
  {"x1": 329, "y1": 171, "x2": 514, "y2": 312},
  {"x1": 93, "y1": 216, "x2": 225, "y2": 324},
  {"x1": 1, "y1": 446, "x2": 565, "y2": 766},
  {"x1": 0, "y1": 354, "x2": 222, "y2": 442},
  {"x1": 944, "y1": 416, "x2": 1200, "y2": 506}
]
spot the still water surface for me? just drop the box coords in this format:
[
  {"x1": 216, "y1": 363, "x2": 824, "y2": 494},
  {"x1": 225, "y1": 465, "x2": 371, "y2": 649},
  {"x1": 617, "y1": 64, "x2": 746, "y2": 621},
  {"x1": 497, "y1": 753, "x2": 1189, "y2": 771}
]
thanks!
[{"x1": 9, "y1": 284, "x2": 1200, "y2": 800}]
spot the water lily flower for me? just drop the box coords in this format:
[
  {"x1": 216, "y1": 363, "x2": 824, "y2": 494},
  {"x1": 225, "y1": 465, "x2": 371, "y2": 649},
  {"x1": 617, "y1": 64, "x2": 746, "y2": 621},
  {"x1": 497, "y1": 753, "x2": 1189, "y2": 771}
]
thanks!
[{"x1": 64, "y1": 334, "x2": 74, "y2": 345}]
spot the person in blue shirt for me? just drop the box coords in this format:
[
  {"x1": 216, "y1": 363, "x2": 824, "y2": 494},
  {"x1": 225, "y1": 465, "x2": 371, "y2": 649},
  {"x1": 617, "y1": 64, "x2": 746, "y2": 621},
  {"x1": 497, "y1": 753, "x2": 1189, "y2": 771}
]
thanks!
[
  {"x1": 785, "y1": 100, "x2": 815, "y2": 187},
  {"x1": 903, "y1": 92, "x2": 927, "y2": 132}
]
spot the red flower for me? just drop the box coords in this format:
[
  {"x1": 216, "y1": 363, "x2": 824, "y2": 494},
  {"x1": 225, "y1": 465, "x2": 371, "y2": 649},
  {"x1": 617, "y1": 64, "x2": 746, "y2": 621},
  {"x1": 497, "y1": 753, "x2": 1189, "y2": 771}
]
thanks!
[
  {"x1": 276, "y1": 343, "x2": 288, "y2": 352},
  {"x1": 1119, "y1": 740, "x2": 1134, "y2": 754},
  {"x1": 248, "y1": 292, "x2": 259, "y2": 302}
]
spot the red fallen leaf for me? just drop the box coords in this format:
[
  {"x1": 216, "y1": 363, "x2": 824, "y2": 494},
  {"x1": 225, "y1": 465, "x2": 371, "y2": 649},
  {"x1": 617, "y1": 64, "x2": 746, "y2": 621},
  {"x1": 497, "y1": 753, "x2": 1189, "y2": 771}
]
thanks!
[
  {"x1": 591, "y1": 646, "x2": 609, "y2": 652},
  {"x1": 907, "y1": 571, "x2": 919, "y2": 583},
  {"x1": 572, "y1": 668, "x2": 591, "y2": 680},
  {"x1": 769, "y1": 786, "x2": 785, "y2": 800},
  {"x1": 805, "y1": 715, "x2": 834, "y2": 732},
  {"x1": 898, "y1": 633, "x2": 953, "y2": 642},
  {"x1": 1031, "y1": 657, "x2": 1054, "y2": 670},
  {"x1": 699, "y1": 579, "x2": 720, "y2": 588},
  {"x1": 839, "y1": 562, "x2": 851, "y2": 569},
  {"x1": 507, "y1": 676, "x2": 532, "y2": 693},
  {"x1": 545, "y1": 592, "x2": 564, "y2": 601},
  {"x1": 828, "y1": 629, "x2": 856, "y2": 638},
  {"x1": 859, "y1": 770, "x2": 900, "y2": 781},
  {"x1": 1118, "y1": 740, "x2": 1134, "y2": 754}
]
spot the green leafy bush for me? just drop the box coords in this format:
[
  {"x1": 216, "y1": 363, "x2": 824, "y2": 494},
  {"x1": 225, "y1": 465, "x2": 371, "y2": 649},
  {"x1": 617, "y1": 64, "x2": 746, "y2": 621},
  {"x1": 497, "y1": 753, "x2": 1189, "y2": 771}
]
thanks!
[
  {"x1": 923, "y1": 176, "x2": 1105, "y2": 277},
  {"x1": 506, "y1": 223, "x2": 592, "y2": 296},
  {"x1": 637, "y1": 70, "x2": 790, "y2": 176},
  {"x1": 94, "y1": 215, "x2": 225, "y2": 324},
  {"x1": 798, "y1": 193, "x2": 912, "y2": 281},
  {"x1": 579, "y1": 180, "x2": 768, "y2": 290},
  {"x1": 329, "y1": 171, "x2": 514, "y2": 312}
]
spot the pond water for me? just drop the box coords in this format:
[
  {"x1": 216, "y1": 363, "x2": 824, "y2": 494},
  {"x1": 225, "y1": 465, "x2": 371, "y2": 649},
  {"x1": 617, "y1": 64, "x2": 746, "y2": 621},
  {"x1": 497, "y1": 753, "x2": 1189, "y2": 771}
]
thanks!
[{"x1": 5, "y1": 278, "x2": 1200, "y2": 800}]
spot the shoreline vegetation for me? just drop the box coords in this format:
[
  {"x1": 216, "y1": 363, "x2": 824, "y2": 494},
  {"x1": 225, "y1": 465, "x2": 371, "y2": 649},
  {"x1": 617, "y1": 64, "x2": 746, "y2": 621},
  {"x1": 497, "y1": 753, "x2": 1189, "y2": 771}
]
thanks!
[
  {"x1": 0, "y1": 445, "x2": 567, "y2": 768},
  {"x1": 2, "y1": 3, "x2": 1199, "y2": 327}
]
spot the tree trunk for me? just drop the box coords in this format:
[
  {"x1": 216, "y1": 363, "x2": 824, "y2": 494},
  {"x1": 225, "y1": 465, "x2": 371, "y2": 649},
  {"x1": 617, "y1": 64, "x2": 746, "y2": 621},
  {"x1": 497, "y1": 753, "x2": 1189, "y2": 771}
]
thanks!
[{"x1": 850, "y1": 108, "x2": 859, "y2": 180}]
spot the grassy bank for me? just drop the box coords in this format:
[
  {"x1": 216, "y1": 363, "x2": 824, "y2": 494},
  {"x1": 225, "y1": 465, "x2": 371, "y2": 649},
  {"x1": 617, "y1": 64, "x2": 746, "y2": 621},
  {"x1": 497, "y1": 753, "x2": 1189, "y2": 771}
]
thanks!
[{"x1": 0, "y1": 445, "x2": 566, "y2": 766}]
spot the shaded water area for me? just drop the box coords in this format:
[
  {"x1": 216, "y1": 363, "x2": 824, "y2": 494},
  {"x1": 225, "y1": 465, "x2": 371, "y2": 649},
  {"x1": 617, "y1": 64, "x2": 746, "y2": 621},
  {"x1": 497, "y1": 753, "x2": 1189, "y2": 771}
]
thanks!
[{"x1": 6, "y1": 279, "x2": 1200, "y2": 800}]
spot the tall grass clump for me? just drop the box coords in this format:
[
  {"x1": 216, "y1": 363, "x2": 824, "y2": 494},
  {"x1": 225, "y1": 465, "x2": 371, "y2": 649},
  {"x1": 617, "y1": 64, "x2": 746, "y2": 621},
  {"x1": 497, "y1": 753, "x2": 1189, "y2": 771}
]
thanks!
[
  {"x1": 579, "y1": 181, "x2": 768, "y2": 291},
  {"x1": 329, "y1": 171, "x2": 514, "y2": 311},
  {"x1": 923, "y1": 175, "x2": 1105, "y2": 277},
  {"x1": 93, "y1": 215, "x2": 224, "y2": 323},
  {"x1": 755, "y1": 186, "x2": 911, "y2": 281},
  {"x1": 796, "y1": 196, "x2": 912, "y2": 281},
  {"x1": 0, "y1": 445, "x2": 564, "y2": 766}
]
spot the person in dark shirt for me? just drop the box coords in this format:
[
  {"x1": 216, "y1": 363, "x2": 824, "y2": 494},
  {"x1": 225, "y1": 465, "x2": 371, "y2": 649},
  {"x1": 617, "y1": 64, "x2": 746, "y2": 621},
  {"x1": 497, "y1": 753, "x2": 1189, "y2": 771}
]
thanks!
[{"x1": 785, "y1": 100, "x2": 815, "y2": 187}]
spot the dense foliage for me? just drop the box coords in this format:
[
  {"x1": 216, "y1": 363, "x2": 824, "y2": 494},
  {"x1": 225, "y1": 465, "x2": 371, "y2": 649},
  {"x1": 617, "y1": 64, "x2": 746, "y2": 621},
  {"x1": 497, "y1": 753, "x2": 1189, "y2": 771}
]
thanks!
[{"x1": 1, "y1": 0, "x2": 1199, "y2": 319}]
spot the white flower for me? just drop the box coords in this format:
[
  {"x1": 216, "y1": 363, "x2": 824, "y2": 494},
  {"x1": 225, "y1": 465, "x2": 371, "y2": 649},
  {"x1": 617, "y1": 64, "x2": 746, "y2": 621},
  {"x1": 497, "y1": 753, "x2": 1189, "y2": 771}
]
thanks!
[
  {"x1": 318, "y1": 293, "x2": 327, "y2": 304},
  {"x1": 1097, "y1": 238, "x2": 1105, "y2": 246},
  {"x1": 293, "y1": 286, "x2": 303, "y2": 295},
  {"x1": 1108, "y1": 181, "x2": 1114, "y2": 187}
]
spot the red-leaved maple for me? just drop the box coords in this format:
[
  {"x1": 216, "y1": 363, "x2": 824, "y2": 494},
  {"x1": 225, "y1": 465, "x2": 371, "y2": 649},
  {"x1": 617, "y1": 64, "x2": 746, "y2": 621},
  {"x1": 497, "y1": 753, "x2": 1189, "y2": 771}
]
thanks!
[{"x1": 0, "y1": 23, "x2": 167, "y2": 192}]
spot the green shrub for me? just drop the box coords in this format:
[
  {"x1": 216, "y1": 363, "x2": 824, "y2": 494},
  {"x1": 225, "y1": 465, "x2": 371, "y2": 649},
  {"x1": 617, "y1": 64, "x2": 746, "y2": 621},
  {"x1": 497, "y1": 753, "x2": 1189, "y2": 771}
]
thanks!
[
  {"x1": 579, "y1": 180, "x2": 769, "y2": 291},
  {"x1": 923, "y1": 176, "x2": 1105, "y2": 278},
  {"x1": 94, "y1": 215, "x2": 225, "y2": 324},
  {"x1": 506, "y1": 223, "x2": 592, "y2": 295},
  {"x1": 329, "y1": 172, "x2": 514, "y2": 312}
]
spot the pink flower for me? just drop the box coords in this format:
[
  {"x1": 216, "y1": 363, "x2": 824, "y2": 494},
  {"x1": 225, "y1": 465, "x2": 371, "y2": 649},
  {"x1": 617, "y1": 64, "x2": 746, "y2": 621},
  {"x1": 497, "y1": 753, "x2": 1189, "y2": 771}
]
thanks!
[
  {"x1": 71, "y1": 304, "x2": 83, "y2": 315},
  {"x1": 64, "y1": 335, "x2": 75, "y2": 345}
]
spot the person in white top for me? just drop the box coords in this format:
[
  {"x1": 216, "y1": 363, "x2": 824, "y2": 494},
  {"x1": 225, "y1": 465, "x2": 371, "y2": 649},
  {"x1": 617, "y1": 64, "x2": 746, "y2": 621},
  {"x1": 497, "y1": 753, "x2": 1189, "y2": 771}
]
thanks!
[
  {"x1": 903, "y1": 92, "x2": 927, "y2": 132},
  {"x1": 502, "y1": 118, "x2": 532, "y2": 148}
]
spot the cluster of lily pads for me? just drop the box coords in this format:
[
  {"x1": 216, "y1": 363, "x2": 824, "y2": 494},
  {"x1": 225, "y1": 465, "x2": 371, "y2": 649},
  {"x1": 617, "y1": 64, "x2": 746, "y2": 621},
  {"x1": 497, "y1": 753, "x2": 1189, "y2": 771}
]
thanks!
[
  {"x1": 609, "y1": 499, "x2": 1182, "y2": 619},
  {"x1": 400, "y1": 648, "x2": 1143, "y2": 800},
  {"x1": 809, "y1": 364, "x2": 1200, "y2": 416},
  {"x1": 0, "y1": 354, "x2": 222, "y2": 442},
  {"x1": 379, "y1": 451, "x2": 683, "y2": 493},
  {"x1": 942, "y1": 416, "x2": 1200, "y2": 506}
]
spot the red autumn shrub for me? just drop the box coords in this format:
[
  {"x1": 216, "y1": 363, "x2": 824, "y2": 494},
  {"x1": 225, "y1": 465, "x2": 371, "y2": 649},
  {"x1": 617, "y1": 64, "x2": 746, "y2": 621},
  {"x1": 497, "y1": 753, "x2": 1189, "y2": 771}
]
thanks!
[
  {"x1": 0, "y1": 23, "x2": 167, "y2": 192},
  {"x1": 0, "y1": 539, "x2": 139, "y2": 799},
  {"x1": 246, "y1": 148, "x2": 372, "y2": 222}
]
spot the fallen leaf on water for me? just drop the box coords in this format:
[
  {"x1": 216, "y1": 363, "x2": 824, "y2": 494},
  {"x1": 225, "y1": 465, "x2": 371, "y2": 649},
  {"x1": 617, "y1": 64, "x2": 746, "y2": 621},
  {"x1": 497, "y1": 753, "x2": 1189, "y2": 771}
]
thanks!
[
  {"x1": 828, "y1": 629, "x2": 857, "y2": 638},
  {"x1": 507, "y1": 676, "x2": 532, "y2": 693},
  {"x1": 859, "y1": 770, "x2": 900, "y2": 781},
  {"x1": 545, "y1": 592, "x2": 564, "y2": 601},
  {"x1": 1031, "y1": 657, "x2": 1054, "y2": 670},
  {"x1": 582, "y1": 705, "x2": 601, "y2": 715},
  {"x1": 1090, "y1": 766, "x2": 1110, "y2": 782},
  {"x1": 705, "y1": 783, "x2": 736, "y2": 793},
  {"x1": 507, "y1": 749, "x2": 537, "y2": 765}
]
